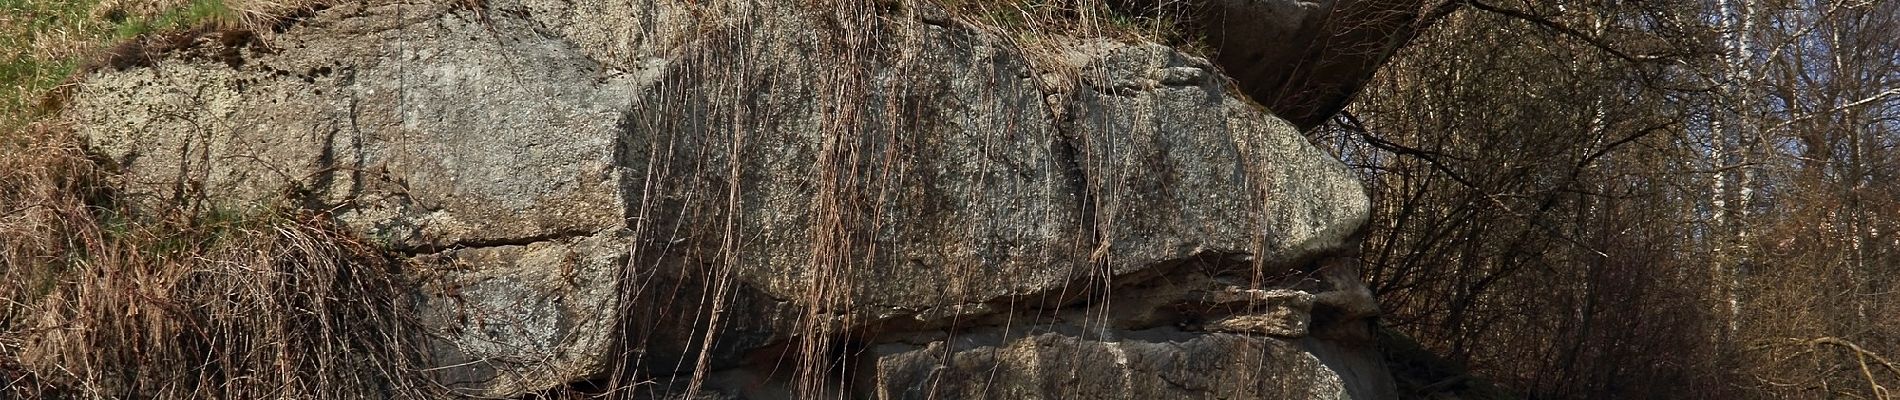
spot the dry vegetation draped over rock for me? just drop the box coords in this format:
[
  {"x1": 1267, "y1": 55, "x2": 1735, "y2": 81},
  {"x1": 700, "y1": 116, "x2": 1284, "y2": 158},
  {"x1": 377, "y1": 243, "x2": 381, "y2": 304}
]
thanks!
[
  {"x1": 4, "y1": 0, "x2": 1400, "y2": 399},
  {"x1": 0, "y1": 124, "x2": 439, "y2": 398}
]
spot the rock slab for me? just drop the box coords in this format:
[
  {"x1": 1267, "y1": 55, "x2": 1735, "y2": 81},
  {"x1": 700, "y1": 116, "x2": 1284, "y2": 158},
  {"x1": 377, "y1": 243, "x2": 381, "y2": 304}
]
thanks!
[{"x1": 63, "y1": 0, "x2": 1388, "y2": 398}]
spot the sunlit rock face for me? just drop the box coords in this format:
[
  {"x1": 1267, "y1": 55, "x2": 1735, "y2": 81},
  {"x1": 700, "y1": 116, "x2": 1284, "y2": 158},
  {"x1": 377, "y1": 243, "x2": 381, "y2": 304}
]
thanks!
[{"x1": 65, "y1": 0, "x2": 1387, "y2": 398}]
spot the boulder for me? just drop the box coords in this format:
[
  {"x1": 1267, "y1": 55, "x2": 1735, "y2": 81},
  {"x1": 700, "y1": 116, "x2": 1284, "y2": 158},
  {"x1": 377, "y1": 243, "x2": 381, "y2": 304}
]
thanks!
[
  {"x1": 1118, "y1": 0, "x2": 1433, "y2": 130},
  {"x1": 63, "y1": 0, "x2": 1387, "y2": 397},
  {"x1": 868, "y1": 329, "x2": 1348, "y2": 400}
]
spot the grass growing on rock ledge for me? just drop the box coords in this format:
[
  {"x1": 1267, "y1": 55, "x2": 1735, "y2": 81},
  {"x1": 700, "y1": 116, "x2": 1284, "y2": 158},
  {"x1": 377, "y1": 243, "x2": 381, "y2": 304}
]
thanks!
[
  {"x1": 3, "y1": 0, "x2": 224, "y2": 124},
  {"x1": 0, "y1": 0, "x2": 328, "y2": 127},
  {"x1": 935, "y1": 0, "x2": 1204, "y2": 54}
]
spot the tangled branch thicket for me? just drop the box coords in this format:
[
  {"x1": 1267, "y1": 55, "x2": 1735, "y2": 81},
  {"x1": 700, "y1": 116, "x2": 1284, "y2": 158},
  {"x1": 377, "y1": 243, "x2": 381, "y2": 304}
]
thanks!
[{"x1": 1324, "y1": 0, "x2": 1900, "y2": 398}]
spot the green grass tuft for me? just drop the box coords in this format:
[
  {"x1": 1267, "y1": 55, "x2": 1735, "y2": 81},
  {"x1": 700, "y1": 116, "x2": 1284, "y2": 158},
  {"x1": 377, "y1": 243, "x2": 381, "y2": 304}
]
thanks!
[{"x1": 1, "y1": 0, "x2": 240, "y2": 129}]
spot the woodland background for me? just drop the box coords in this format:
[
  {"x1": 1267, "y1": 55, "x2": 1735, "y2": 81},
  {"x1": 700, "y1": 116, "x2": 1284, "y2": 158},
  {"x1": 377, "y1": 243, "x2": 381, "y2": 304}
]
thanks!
[{"x1": 1318, "y1": 0, "x2": 1900, "y2": 397}]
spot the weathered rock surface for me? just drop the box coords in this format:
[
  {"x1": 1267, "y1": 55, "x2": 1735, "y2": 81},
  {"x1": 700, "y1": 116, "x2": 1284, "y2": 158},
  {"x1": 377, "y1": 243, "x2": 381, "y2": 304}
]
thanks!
[
  {"x1": 410, "y1": 233, "x2": 629, "y2": 394},
  {"x1": 869, "y1": 329, "x2": 1348, "y2": 399},
  {"x1": 64, "y1": 0, "x2": 1389, "y2": 398}
]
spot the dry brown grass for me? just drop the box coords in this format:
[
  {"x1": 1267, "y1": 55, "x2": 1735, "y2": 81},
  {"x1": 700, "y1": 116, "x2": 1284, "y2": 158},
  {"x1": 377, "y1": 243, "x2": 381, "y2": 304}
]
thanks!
[
  {"x1": 940, "y1": 0, "x2": 1181, "y2": 37},
  {"x1": 2, "y1": 3, "x2": 436, "y2": 397},
  {"x1": 0, "y1": 122, "x2": 103, "y2": 399},
  {"x1": 0, "y1": 122, "x2": 441, "y2": 398},
  {"x1": 937, "y1": 0, "x2": 1202, "y2": 54}
]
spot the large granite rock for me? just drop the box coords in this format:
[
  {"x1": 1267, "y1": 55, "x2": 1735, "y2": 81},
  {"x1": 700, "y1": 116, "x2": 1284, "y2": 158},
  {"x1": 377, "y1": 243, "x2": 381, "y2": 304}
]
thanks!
[
  {"x1": 63, "y1": 0, "x2": 1386, "y2": 398},
  {"x1": 869, "y1": 329, "x2": 1349, "y2": 399}
]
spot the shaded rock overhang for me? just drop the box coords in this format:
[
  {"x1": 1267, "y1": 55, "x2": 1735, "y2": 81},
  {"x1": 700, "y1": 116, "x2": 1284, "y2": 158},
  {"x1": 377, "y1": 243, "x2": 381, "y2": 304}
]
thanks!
[{"x1": 1118, "y1": 0, "x2": 1440, "y2": 131}]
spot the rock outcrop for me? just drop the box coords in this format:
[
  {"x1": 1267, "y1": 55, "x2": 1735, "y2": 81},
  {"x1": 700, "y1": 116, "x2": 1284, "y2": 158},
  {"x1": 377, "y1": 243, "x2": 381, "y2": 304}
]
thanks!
[{"x1": 63, "y1": 0, "x2": 1388, "y2": 398}]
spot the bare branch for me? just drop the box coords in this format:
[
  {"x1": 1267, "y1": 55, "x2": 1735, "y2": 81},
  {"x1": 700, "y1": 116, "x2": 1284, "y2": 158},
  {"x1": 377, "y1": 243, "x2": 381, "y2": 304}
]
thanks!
[
  {"x1": 1771, "y1": 88, "x2": 1900, "y2": 131},
  {"x1": 1461, "y1": 0, "x2": 1662, "y2": 64},
  {"x1": 1335, "y1": 111, "x2": 1484, "y2": 192},
  {"x1": 1807, "y1": 337, "x2": 1900, "y2": 379}
]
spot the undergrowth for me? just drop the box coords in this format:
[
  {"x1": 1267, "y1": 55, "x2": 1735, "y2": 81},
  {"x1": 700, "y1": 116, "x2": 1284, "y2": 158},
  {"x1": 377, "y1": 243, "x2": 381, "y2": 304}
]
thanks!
[
  {"x1": 0, "y1": 122, "x2": 441, "y2": 398},
  {"x1": 2, "y1": 1, "x2": 431, "y2": 398}
]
